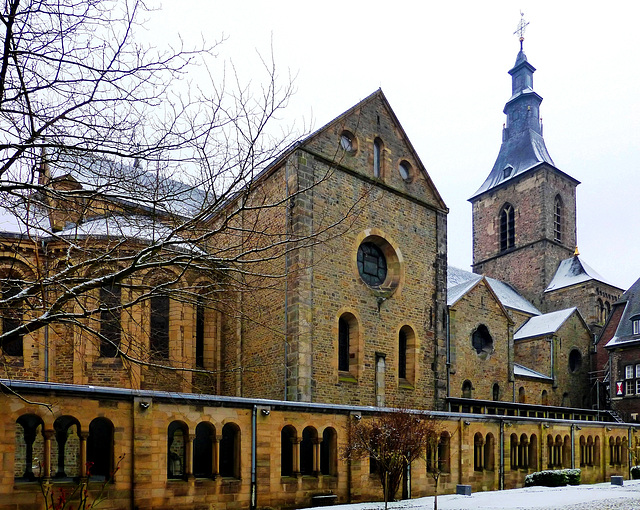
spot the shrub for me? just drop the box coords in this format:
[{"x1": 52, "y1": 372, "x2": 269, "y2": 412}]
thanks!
[
  {"x1": 631, "y1": 466, "x2": 640, "y2": 479},
  {"x1": 524, "y1": 469, "x2": 581, "y2": 487}
]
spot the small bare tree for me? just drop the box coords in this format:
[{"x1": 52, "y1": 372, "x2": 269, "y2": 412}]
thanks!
[
  {"x1": 424, "y1": 418, "x2": 449, "y2": 510},
  {"x1": 342, "y1": 410, "x2": 432, "y2": 510}
]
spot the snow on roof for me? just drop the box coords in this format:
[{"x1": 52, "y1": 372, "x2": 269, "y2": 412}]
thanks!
[
  {"x1": 447, "y1": 266, "x2": 540, "y2": 315},
  {"x1": 514, "y1": 307, "x2": 577, "y2": 341},
  {"x1": 514, "y1": 363, "x2": 552, "y2": 381},
  {"x1": 545, "y1": 255, "x2": 614, "y2": 292},
  {"x1": 0, "y1": 203, "x2": 50, "y2": 238},
  {"x1": 485, "y1": 276, "x2": 541, "y2": 315},
  {"x1": 56, "y1": 214, "x2": 202, "y2": 253},
  {"x1": 605, "y1": 276, "x2": 640, "y2": 348},
  {"x1": 47, "y1": 154, "x2": 209, "y2": 218}
]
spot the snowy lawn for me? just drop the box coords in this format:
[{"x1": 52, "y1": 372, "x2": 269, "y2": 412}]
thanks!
[{"x1": 304, "y1": 480, "x2": 640, "y2": 509}]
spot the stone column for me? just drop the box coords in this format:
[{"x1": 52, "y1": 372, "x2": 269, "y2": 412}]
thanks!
[
  {"x1": 43, "y1": 429, "x2": 54, "y2": 480},
  {"x1": 186, "y1": 433, "x2": 195, "y2": 478},
  {"x1": 293, "y1": 438, "x2": 301, "y2": 475},
  {"x1": 213, "y1": 436, "x2": 221, "y2": 478},
  {"x1": 80, "y1": 432, "x2": 89, "y2": 478}
]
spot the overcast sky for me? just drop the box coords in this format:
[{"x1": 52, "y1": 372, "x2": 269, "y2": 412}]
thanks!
[{"x1": 149, "y1": 1, "x2": 640, "y2": 290}]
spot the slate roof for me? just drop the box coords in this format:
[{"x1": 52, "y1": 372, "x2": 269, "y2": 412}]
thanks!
[
  {"x1": 514, "y1": 307, "x2": 577, "y2": 341},
  {"x1": 605, "y1": 277, "x2": 640, "y2": 348},
  {"x1": 447, "y1": 266, "x2": 540, "y2": 315},
  {"x1": 514, "y1": 363, "x2": 553, "y2": 381},
  {"x1": 545, "y1": 254, "x2": 616, "y2": 292}
]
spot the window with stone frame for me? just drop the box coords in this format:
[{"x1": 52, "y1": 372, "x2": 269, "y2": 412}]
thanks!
[
  {"x1": 150, "y1": 294, "x2": 170, "y2": 359},
  {"x1": 281, "y1": 425, "x2": 296, "y2": 477},
  {"x1": 373, "y1": 138, "x2": 383, "y2": 178},
  {"x1": 320, "y1": 427, "x2": 338, "y2": 476},
  {"x1": 554, "y1": 195, "x2": 563, "y2": 243},
  {"x1": 87, "y1": 418, "x2": 114, "y2": 479},
  {"x1": 632, "y1": 316, "x2": 640, "y2": 335},
  {"x1": 499, "y1": 203, "x2": 515, "y2": 252},
  {"x1": 193, "y1": 422, "x2": 215, "y2": 478},
  {"x1": 167, "y1": 421, "x2": 187, "y2": 479},
  {"x1": 99, "y1": 283, "x2": 121, "y2": 357},
  {"x1": 398, "y1": 326, "x2": 416, "y2": 385},
  {"x1": 300, "y1": 426, "x2": 317, "y2": 476},
  {"x1": 338, "y1": 313, "x2": 359, "y2": 378},
  {"x1": 1, "y1": 274, "x2": 24, "y2": 357},
  {"x1": 219, "y1": 422, "x2": 241, "y2": 478}
]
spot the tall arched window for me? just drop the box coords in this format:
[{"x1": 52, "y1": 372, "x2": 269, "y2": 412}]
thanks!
[
  {"x1": 300, "y1": 426, "x2": 317, "y2": 476},
  {"x1": 500, "y1": 203, "x2": 515, "y2": 252},
  {"x1": 87, "y1": 418, "x2": 114, "y2": 480},
  {"x1": 219, "y1": 423, "x2": 240, "y2": 478},
  {"x1": 1, "y1": 274, "x2": 24, "y2": 356},
  {"x1": 338, "y1": 313, "x2": 359, "y2": 377},
  {"x1": 597, "y1": 298, "x2": 605, "y2": 324},
  {"x1": 15, "y1": 414, "x2": 44, "y2": 480},
  {"x1": 492, "y1": 383, "x2": 500, "y2": 401},
  {"x1": 99, "y1": 283, "x2": 121, "y2": 357},
  {"x1": 473, "y1": 432, "x2": 484, "y2": 471},
  {"x1": 193, "y1": 422, "x2": 215, "y2": 478},
  {"x1": 398, "y1": 326, "x2": 416, "y2": 384},
  {"x1": 167, "y1": 421, "x2": 187, "y2": 479},
  {"x1": 195, "y1": 296, "x2": 205, "y2": 368},
  {"x1": 518, "y1": 386, "x2": 526, "y2": 403},
  {"x1": 373, "y1": 138, "x2": 382, "y2": 178},
  {"x1": 281, "y1": 425, "x2": 296, "y2": 477},
  {"x1": 52, "y1": 416, "x2": 81, "y2": 478},
  {"x1": 485, "y1": 433, "x2": 495, "y2": 471},
  {"x1": 320, "y1": 427, "x2": 337, "y2": 476},
  {"x1": 150, "y1": 295, "x2": 170, "y2": 359},
  {"x1": 554, "y1": 195, "x2": 563, "y2": 243}
]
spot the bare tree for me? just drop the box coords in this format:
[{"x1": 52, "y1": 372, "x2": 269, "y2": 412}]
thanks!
[
  {"x1": 0, "y1": 0, "x2": 357, "y2": 395},
  {"x1": 424, "y1": 418, "x2": 450, "y2": 510},
  {"x1": 342, "y1": 410, "x2": 433, "y2": 510}
]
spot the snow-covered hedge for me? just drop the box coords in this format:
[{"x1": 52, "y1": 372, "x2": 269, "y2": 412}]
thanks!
[
  {"x1": 631, "y1": 466, "x2": 640, "y2": 479},
  {"x1": 524, "y1": 469, "x2": 581, "y2": 487}
]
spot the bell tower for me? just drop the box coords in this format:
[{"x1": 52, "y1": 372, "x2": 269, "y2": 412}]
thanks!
[{"x1": 469, "y1": 16, "x2": 579, "y2": 310}]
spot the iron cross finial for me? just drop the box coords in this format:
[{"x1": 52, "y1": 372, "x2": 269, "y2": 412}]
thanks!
[{"x1": 514, "y1": 11, "x2": 529, "y2": 50}]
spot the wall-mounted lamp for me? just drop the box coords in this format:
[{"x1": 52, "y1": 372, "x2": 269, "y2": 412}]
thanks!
[
  {"x1": 606, "y1": 427, "x2": 613, "y2": 431},
  {"x1": 354, "y1": 414, "x2": 362, "y2": 421},
  {"x1": 464, "y1": 421, "x2": 471, "y2": 426},
  {"x1": 139, "y1": 401, "x2": 150, "y2": 410},
  {"x1": 543, "y1": 424, "x2": 550, "y2": 429},
  {"x1": 575, "y1": 426, "x2": 582, "y2": 431},
  {"x1": 261, "y1": 409, "x2": 270, "y2": 416}
]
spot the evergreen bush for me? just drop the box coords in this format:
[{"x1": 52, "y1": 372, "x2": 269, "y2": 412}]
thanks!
[{"x1": 524, "y1": 469, "x2": 581, "y2": 487}]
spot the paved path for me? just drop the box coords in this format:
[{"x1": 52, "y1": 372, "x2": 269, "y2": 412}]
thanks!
[{"x1": 306, "y1": 480, "x2": 640, "y2": 510}]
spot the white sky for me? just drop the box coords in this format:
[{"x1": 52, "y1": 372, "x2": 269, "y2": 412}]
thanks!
[{"x1": 149, "y1": 1, "x2": 640, "y2": 290}]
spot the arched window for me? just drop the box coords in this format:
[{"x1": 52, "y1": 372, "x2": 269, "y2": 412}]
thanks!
[
  {"x1": 554, "y1": 195, "x2": 563, "y2": 243},
  {"x1": 193, "y1": 422, "x2": 215, "y2": 478},
  {"x1": 462, "y1": 380, "x2": 473, "y2": 399},
  {"x1": 597, "y1": 298, "x2": 605, "y2": 324},
  {"x1": 485, "y1": 433, "x2": 495, "y2": 471},
  {"x1": 438, "y1": 432, "x2": 450, "y2": 473},
  {"x1": 579, "y1": 436, "x2": 586, "y2": 466},
  {"x1": 338, "y1": 317, "x2": 350, "y2": 372},
  {"x1": 569, "y1": 349, "x2": 582, "y2": 373},
  {"x1": 500, "y1": 203, "x2": 515, "y2": 252},
  {"x1": 541, "y1": 390, "x2": 548, "y2": 406},
  {"x1": 510, "y1": 433, "x2": 519, "y2": 470},
  {"x1": 373, "y1": 138, "x2": 382, "y2": 178},
  {"x1": 320, "y1": 427, "x2": 337, "y2": 476},
  {"x1": 281, "y1": 425, "x2": 296, "y2": 477},
  {"x1": 492, "y1": 383, "x2": 500, "y2": 401},
  {"x1": 528, "y1": 434, "x2": 538, "y2": 470},
  {"x1": 15, "y1": 414, "x2": 44, "y2": 480},
  {"x1": 338, "y1": 313, "x2": 359, "y2": 376},
  {"x1": 562, "y1": 435, "x2": 571, "y2": 468},
  {"x1": 1, "y1": 274, "x2": 24, "y2": 356},
  {"x1": 99, "y1": 283, "x2": 121, "y2": 357},
  {"x1": 518, "y1": 386, "x2": 526, "y2": 403},
  {"x1": 300, "y1": 426, "x2": 317, "y2": 476},
  {"x1": 167, "y1": 421, "x2": 187, "y2": 479},
  {"x1": 398, "y1": 326, "x2": 416, "y2": 384},
  {"x1": 604, "y1": 301, "x2": 611, "y2": 321},
  {"x1": 87, "y1": 418, "x2": 114, "y2": 480},
  {"x1": 195, "y1": 296, "x2": 205, "y2": 368},
  {"x1": 150, "y1": 295, "x2": 170, "y2": 359},
  {"x1": 52, "y1": 416, "x2": 81, "y2": 478},
  {"x1": 219, "y1": 423, "x2": 240, "y2": 478},
  {"x1": 472, "y1": 325, "x2": 493, "y2": 357},
  {"x1": 518, "y1": 434, "x2": 529, "y2": 470},
  {"x1": 474, "y1": 433, "x2": 484, "y2": 471},
  {"x1": 398, "y1": 329, "x2": 407, "y2": 379}
]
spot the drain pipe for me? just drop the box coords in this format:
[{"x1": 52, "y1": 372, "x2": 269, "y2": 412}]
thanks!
[
  {"x1": 570, "y1": 424, "x2": 576, "y2": 469},
  {"x1": 250, "y1": 405, "x2": 257, "y2": 510},
  {"x1": 499, "y1": 419, "x2": 505, "y2": 490},
  {"x1": 445, "y1": 307, "x2": 451, "y2": 408}
]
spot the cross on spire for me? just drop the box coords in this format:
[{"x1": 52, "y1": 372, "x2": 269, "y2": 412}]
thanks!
[{"x1": 514, "y1": 11, "x2": 529, "y2": 50}]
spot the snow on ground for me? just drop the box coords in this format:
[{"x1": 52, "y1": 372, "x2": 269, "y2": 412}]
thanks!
[{"x1": 304, "y1": 480, "x2": 640, "y2": 510}]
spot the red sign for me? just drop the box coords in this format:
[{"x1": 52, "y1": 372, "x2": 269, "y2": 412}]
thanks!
[{"x1": 616, "y1": 381, "x2": 624, "y2": 396}]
